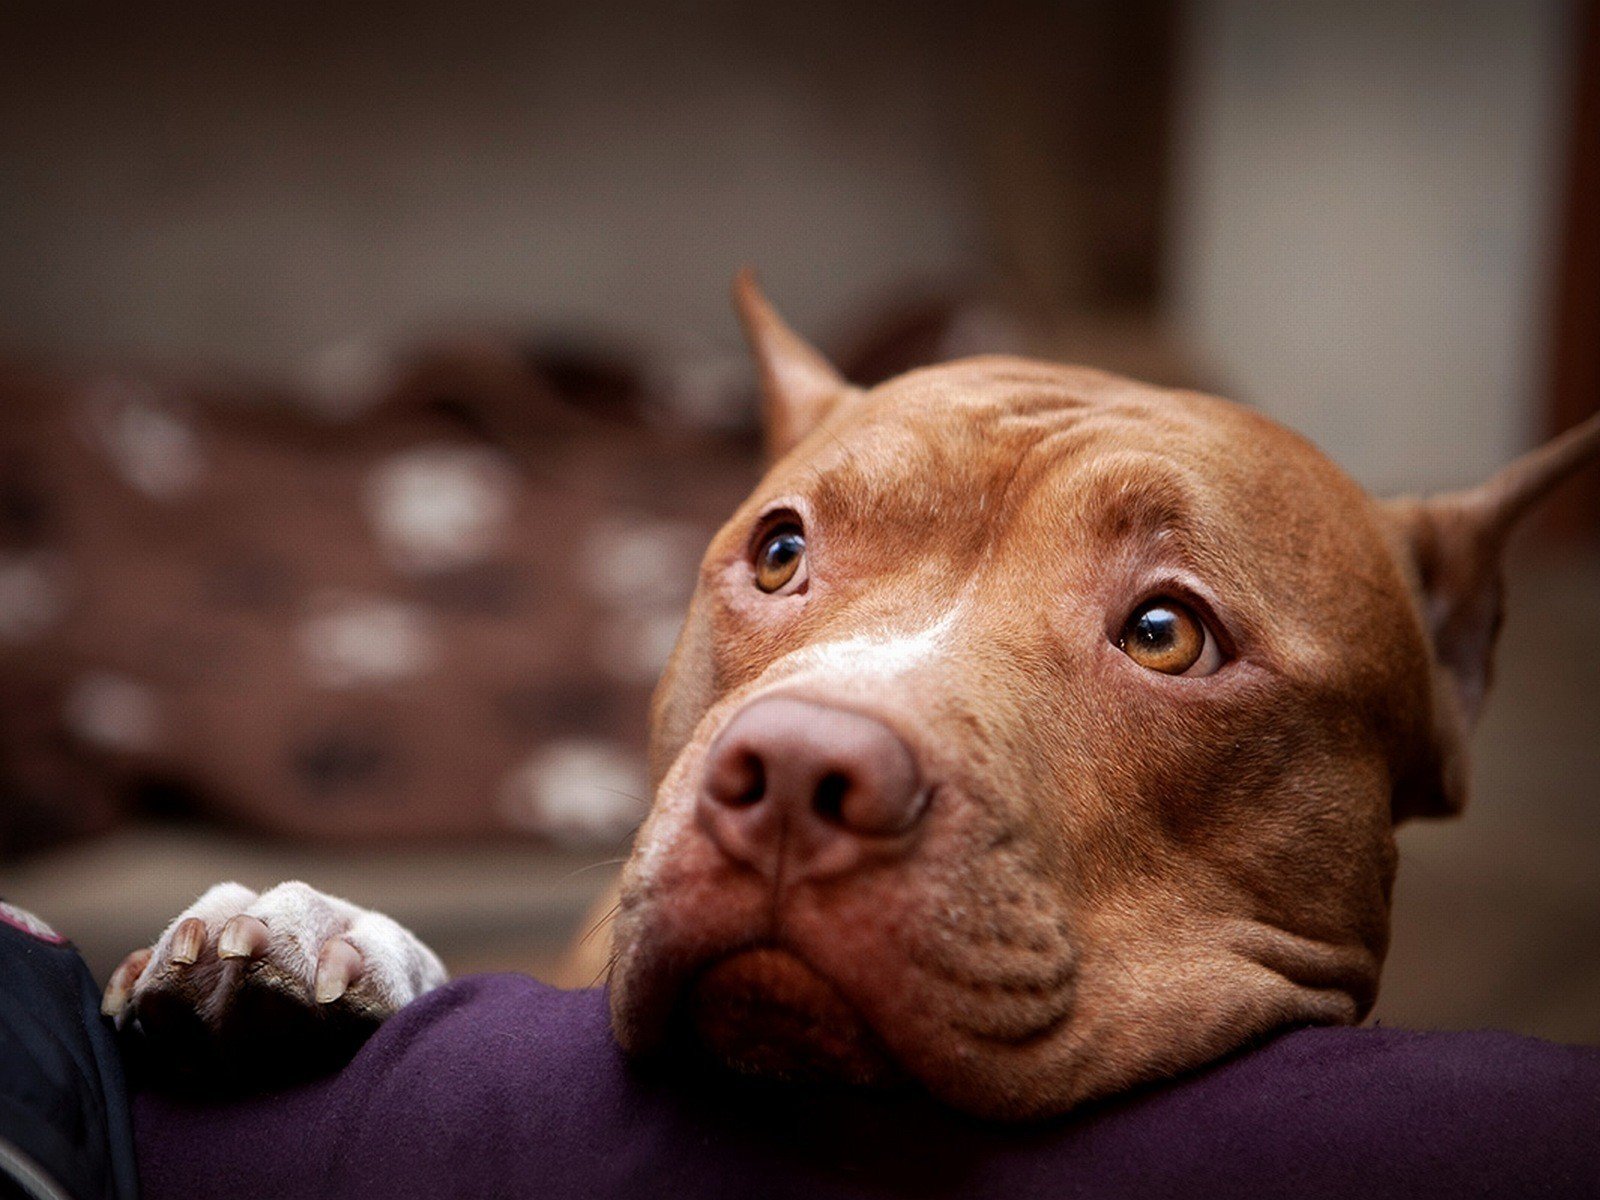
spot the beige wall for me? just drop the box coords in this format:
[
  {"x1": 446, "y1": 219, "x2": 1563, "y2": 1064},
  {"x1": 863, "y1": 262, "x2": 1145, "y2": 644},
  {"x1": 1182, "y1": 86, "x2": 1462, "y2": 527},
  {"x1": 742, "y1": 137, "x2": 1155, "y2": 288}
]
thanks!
[
  {"x1": 0, "y1": 3, "x2": 982, "y2": 374},
  {"x1": 1172, "y1": 0, "x2": 1577, "y2": 495},
  {"x1": 2, "y1": 1, "x2": 1578, "y2": 498}
]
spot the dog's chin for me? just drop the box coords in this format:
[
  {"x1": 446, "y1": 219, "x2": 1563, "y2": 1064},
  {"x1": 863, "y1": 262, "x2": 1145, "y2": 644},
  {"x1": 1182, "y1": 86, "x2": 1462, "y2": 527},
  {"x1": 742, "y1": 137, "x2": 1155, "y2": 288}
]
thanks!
[{"x1": 683, "y1": 947, "x2": 902, "y2": 1088}]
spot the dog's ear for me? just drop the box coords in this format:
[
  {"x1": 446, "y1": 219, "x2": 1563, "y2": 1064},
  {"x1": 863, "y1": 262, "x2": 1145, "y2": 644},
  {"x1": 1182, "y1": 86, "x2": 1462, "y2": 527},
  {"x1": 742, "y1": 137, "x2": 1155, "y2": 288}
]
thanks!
[
  {"x1": 733, "y1": 270, "x2": 856, "y2": 460},
  {"x1": 1384, "y1": 413, "x2": 1600, "y2": 818}
]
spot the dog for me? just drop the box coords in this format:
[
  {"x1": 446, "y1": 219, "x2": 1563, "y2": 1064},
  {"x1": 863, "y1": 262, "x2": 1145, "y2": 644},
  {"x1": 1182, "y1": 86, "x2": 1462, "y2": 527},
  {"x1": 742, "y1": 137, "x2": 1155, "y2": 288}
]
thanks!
[{"x1": 102, "y1": 275, "x2": 1600, "y2": 1119}]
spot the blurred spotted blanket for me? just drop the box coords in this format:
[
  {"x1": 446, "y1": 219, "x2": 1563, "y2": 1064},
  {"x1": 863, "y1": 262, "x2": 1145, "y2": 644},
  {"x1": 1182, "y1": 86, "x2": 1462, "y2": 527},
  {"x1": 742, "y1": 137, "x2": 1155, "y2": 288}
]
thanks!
[
  {"x1": 0, "y1": 295, "x2": 1199, "y2": 856},
  {"x1": 0, "y1": 339, "x2": 760, "y2": 854}
]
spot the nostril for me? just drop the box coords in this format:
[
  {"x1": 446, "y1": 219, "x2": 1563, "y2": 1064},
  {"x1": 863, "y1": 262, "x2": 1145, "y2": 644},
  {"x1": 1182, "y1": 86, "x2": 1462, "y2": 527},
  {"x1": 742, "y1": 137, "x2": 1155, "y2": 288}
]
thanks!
[
  {"x1": 811, "y1": 771, "x2": 850, "y2": 824},
  {"x1": 709, "y1": 749, "x2": 767, "y2": 809},
  {"x1": 729, "y1": 753, "x2": 766, "y2": 807},
  {"x1": 702, "y1": 698, "x2": 928, "y2": 861}
]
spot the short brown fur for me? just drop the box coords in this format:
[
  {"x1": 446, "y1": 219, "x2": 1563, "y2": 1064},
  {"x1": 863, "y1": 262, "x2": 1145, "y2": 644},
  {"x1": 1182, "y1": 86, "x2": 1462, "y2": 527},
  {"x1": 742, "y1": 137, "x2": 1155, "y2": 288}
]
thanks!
[{"x1": 605, "y1": 279, "x2": 1600, "y2": 1119}]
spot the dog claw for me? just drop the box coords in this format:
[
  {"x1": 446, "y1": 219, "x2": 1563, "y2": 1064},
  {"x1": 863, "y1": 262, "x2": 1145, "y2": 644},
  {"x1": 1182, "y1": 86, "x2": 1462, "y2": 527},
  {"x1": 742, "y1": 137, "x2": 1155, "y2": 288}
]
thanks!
[
  {"x1": 218, "y1": 914, "x2": 270, "y2": 961},
  {"x1": 101, "y1": 947, "x2": 153, "y2": 1021},
  {"x1": 314, "y1": 938, "x2": 362, "y2": 1004},
  {"x1": 168, "y1": 918, "x2": 207, "y2": 966},
  {"x1": 100, "y1": 984, "x2": 127, "y2": 1020}
]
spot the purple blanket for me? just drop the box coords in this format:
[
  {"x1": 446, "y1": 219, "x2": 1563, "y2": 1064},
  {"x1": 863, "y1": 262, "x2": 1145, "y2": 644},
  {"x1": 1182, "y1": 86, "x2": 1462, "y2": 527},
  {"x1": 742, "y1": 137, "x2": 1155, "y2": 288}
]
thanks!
[{"x1": 135, "y1": 975, "x2": 1600, "y2": 1199}]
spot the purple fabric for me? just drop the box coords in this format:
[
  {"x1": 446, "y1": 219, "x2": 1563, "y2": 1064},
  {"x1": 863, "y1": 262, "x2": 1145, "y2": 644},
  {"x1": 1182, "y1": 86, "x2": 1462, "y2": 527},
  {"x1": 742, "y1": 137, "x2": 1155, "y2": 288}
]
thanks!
[{"x1": 134, "y1": 975, "x2": 1600, "y2": 1199}]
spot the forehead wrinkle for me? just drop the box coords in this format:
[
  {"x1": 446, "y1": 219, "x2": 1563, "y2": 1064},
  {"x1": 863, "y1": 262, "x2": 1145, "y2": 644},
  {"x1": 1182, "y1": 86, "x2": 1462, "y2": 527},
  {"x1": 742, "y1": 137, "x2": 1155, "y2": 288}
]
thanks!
[
  {"x1": 1077, "y1": 458, "x2": 1204, "y2": 546},
  {"x1": 795, "y1": 383, "x2": 1219, "y2": 574},
  {"x1": 1009, "y1": 450, "x2": 1227, "y2": 589},
  {"x1": 819, "y1": 392, "x2": 1120, "y2": 505},
  {"x1": 806, "y1": 413, "x2": 1043, "y2": 549}
]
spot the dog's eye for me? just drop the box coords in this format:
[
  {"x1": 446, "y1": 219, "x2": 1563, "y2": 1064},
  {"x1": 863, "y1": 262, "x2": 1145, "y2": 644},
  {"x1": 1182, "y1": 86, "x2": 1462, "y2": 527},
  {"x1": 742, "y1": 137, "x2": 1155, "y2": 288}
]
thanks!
[
  {"x1": 753, "y1": 526, "x2": 807, "y2": 594},
  {"x1": 1118, "y1": 599, "x2": 1223, "y2": 676}
]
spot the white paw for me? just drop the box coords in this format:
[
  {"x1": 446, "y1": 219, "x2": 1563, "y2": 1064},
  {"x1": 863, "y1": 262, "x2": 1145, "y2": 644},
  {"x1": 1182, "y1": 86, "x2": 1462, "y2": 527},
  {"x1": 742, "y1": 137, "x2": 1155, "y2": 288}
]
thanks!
[{"x1": 103, "y1": 881, "x2": 447, "y2": 1087}]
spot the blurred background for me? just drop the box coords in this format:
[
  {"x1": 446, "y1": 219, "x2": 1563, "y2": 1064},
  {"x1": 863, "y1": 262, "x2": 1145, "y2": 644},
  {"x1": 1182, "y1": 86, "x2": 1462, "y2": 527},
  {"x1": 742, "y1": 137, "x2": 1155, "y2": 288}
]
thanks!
[{"x1": 1, "y1": 0, "x2": 1596, "y2": 1037}]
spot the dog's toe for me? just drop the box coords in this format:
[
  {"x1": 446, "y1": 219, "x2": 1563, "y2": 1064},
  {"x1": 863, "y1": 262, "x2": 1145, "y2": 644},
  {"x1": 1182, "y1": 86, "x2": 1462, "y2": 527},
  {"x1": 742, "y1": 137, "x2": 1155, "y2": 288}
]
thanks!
[{"x1": 117, "y1": 880, "x2": 446, "y2": 1091}]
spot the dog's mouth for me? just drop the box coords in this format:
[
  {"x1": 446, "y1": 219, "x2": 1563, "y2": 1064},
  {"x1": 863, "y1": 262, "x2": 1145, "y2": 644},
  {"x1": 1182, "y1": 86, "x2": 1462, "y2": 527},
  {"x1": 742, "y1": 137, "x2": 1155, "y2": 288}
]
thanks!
[{"x1": 677, "y1": 946, "x2": 904, "y2": 1088}]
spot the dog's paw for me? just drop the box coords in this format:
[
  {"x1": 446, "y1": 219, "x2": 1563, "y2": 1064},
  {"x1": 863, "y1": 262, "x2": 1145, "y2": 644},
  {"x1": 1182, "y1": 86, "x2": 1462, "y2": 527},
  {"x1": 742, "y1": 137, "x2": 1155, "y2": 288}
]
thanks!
[{"x1": 102, "y1": 881, "x2": 447, "y2": 1089}]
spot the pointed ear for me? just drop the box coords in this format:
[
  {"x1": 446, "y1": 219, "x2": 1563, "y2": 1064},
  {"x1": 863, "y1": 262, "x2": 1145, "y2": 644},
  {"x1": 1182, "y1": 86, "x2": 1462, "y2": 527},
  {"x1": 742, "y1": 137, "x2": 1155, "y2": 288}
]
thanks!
[
  {"x1": 732, "y1": 270, "x2": 855, "y2": 460},
  {"x1": 1385, "y1": 413, "x2": 1600, "y2": 817}
]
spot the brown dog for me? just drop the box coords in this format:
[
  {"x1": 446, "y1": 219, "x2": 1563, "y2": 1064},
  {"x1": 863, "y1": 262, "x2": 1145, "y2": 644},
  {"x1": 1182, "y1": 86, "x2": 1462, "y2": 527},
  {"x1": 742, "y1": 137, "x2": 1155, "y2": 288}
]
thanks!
[{"x1": 106, "y1": 276, "x2": 1600, "y2": 1118}]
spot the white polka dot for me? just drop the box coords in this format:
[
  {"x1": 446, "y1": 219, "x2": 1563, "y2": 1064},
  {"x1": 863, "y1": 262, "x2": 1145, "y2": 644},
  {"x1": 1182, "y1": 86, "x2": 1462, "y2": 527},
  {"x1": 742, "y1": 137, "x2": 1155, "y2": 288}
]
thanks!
[
  {"x1": 80, "y1": 379, "x2": 204, "y2": 499},
  {"x1": 299, "y1": 338, "x2": 398, "y2": 421},
  {"x1": 366, "y1": 443, "x2": 517, "y2": 576},
  {"x1": 297, "y1": 593, "x2": 436, "y2": 688},
  {"x1": 600, "y1": 610, "x2": 685, "y2": 684},
  {"x1": 580, "y1": 515, "x2": 703, "y2": 612},
  {"x1": 64, "y1": 672, "x2": 161, "y2": 753},
  {"x1": 0, "y1": 553, "x2": 66, "y2": 644},
  {"x1": 496, "y1": 740, "x2": 646, "y2": 847},
  {"x1": 645, "y1": 351, "x2": 753, "y2": 432}
]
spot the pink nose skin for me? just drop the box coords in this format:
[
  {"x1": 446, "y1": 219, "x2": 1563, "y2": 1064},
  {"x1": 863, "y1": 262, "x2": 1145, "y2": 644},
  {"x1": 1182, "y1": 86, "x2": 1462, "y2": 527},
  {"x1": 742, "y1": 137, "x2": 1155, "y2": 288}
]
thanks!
[{"x1": 697, "y1": 697, "x2": 929, "y2": 882}]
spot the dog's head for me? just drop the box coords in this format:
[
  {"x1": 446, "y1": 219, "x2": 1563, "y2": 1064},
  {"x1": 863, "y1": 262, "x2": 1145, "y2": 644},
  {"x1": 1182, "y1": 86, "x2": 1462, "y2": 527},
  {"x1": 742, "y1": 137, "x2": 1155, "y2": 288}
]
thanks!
[{"x1": 608, "y1": 276, "x2": 1600, "y2": 1119}]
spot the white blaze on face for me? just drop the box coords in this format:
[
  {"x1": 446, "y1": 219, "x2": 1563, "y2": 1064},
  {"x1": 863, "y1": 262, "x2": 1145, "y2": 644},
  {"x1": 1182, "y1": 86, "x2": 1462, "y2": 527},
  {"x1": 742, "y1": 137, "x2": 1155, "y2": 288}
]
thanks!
[
  {"x1": 497, "y1": 739, "x2": 647, "y2": 847},
  {"x1": 81, "y1": 379, "x2": 205, "y2": 500},
  {"x1": 64, "y1": 671, "x2": 161, "y2": 753},
  {"x1": 768, "y1": 604, "x2": 965, "y2": 689},
  {"x1": 628, "y1": 604, "x2": 968, "y2": 888},
  {"x1": 0, "y1": 552, "x2": 66, "y2": 644},
  {"x1": 297, "y1": 592, "x2": 436, "y2": 689},
  {"x1": 366, "y1": 443, "x2": 517, "y2": 576}
]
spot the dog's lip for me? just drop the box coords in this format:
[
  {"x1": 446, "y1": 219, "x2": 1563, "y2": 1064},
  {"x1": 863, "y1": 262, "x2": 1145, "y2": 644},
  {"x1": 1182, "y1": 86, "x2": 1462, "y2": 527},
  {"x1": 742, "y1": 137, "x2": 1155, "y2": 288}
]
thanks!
[
  {"x1": 611, "y1": 893, "x2": 1088, "y2": 1116},
  {"x1": 662, "y1": 942, "x2": 908, "y2": 1087}
]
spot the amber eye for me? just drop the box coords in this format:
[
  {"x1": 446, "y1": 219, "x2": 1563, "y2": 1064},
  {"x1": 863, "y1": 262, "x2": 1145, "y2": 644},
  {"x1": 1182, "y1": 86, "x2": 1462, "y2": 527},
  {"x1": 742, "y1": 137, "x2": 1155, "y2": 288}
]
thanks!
[
  {"x1": 754, "y1": 526, "x2": 806, "y2": 593},
  {"x1": 1118, "y1": 598, "x2": 1221, "y2": 676}
]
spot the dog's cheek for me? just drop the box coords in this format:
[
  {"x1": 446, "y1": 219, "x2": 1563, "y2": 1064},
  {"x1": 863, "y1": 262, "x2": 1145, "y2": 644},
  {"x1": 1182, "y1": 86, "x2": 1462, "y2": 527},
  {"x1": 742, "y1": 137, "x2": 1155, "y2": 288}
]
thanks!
[
  {"x1": 1169, "y1": 695, "x2": 1396, "y2": 956},
  {"x1": 1090, "y1": 670, "x2": 1398, "y2": 995},
  {"x1": 646, "y1": 578, "x2": 775, "y2": 786},
  {"x1": 646, "y1": 599, "x2": 716, "y2": 787},
  {"x1": 649, "y1": 561, "x2": 810, "y2": 784},
  {"x1": 1021, "y1": 649, "x2": 1396, "y2": 979}
]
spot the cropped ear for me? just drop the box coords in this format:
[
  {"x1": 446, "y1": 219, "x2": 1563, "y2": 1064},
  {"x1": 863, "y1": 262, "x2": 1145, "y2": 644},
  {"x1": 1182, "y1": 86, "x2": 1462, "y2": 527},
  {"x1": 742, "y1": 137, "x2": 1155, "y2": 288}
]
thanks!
[
  {"x1": 1385, "y1": 413, "x2": 1600, "y2": 818},
  {"x1": 732, "y1": 270, "x2": 855, "y2": 460}
]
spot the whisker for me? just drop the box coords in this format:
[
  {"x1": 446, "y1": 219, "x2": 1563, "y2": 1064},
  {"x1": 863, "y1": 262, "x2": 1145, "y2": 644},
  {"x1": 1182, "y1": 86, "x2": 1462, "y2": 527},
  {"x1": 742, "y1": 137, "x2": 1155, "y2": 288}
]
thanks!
[
  {"x1": 578, "y1": 900, "x2": 623, "y2": 948},
  {"x1": 585, "y1": 804, "x2": 648, "y2": 856},
  {"x1": 589, "y1": 944, "x2": 623, "y2": 989},
  {"x1": 553, "y1": 857, "x2": 629, "y2": 886},
  {"x1": 594, "y1": 787, "x2": 651, "y2": 806}
]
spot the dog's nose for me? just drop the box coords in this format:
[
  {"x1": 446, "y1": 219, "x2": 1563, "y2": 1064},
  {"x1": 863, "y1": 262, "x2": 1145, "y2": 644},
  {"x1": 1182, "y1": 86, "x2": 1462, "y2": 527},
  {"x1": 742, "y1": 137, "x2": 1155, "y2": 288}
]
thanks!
[{"x1": 698, "y1": 697, "x2": 927, "y2": 880}]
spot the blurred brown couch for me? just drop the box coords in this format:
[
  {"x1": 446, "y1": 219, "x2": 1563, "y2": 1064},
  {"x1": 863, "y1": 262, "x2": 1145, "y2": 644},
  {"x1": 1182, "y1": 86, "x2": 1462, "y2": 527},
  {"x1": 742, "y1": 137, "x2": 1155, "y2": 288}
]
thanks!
[
  {"x1": 0, "y1": 291, "x2": 1208, "y2": 858},
  {"x1": 0, "y1": 334, "x2": 763, "y2": 855}
]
